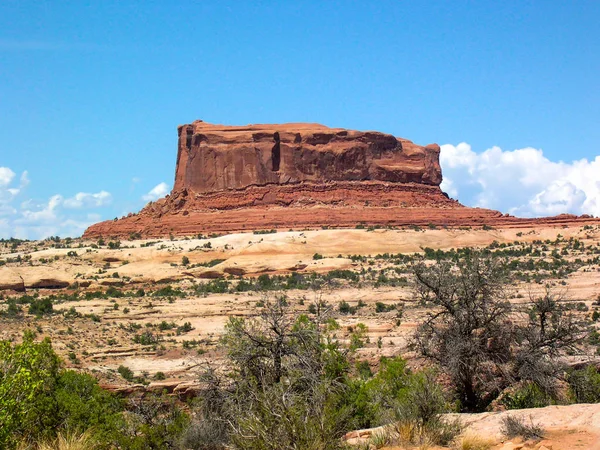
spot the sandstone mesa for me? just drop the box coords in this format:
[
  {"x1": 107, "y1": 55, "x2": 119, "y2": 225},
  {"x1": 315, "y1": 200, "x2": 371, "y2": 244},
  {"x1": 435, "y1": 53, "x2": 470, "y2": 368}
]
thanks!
[{"x1": 84, "y1": 120, "x2": 597, "y2": 238}]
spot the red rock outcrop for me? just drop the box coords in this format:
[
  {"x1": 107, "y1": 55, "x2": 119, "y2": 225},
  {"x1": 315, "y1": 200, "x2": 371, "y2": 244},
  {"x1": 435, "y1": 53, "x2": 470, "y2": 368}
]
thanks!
[
  {"x1": 174, "y1": 121, "x2": 442, "y2": 193},
  {"x1": 83, "y1": 121, "x2": 598, "y2": 239}
]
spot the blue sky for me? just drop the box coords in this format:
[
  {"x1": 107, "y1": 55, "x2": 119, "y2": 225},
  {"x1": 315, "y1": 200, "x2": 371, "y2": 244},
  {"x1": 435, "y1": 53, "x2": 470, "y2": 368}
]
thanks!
[{"x1": 1, "y1": 1, "x2": 599, "y2": 238}]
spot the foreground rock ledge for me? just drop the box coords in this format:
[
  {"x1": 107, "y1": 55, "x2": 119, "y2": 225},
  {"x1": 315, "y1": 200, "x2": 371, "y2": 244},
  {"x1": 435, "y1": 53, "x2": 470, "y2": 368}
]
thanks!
[{"x1": 84, "y1": 120, "x2": 598, "y2": 238}]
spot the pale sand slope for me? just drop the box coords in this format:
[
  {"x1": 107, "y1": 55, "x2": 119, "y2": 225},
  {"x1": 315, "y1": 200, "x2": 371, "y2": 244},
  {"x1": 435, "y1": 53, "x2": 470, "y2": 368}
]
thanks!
[
  {"x1": 346, "y1": 403, "x2": 600, "y2": 449},
  {"x1": 2, "y1": 225, "x2": 599, "y2": 287}
]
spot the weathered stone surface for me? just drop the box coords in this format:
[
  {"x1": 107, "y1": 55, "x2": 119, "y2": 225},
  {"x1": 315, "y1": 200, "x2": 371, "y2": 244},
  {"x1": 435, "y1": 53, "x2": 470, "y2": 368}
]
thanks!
[
  {"x1": 174, "y1": 120, "x2": 442, "y2": 193},
  {"x1": 83, "y1": 120, "x2": 599, "y2": 239},
  {"x1": 0, "y1": 268, "x2": 26, "y2": 292},
  {"x1": 0, "y1": 267, "x2": 71, "y2": 291}
]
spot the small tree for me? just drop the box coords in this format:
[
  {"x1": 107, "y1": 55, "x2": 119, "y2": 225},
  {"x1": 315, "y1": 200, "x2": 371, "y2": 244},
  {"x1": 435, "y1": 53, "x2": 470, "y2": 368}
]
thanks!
[
  {"x1": 191, "y1": 295, "x2": 355, "y2": 448},
  {"x1": 413, "y1": 252, "x2": 585, "y2": 411},
  {"x1": 413, "y1": 254, "x2": 512, "y2": 410},
  {"x1": 221, "y1": 295, "x2": 323, "y2": 385}
]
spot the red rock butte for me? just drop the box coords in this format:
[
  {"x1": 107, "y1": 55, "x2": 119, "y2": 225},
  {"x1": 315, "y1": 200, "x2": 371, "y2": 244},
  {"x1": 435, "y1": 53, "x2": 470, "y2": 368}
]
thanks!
[{"x1": 83, "y1": 120, "x2": 598, "y2": 238}]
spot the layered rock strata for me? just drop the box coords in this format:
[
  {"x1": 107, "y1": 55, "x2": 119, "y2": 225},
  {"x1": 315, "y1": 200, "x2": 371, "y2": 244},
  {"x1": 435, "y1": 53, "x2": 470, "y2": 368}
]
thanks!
[{"x1": 83, "y1": 120, "x2": 597, "y2": 238}]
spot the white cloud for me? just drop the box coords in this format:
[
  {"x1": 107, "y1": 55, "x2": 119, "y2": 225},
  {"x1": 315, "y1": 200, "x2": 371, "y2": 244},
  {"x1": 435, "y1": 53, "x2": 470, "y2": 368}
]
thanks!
[
  {"x1": 0, "y1": 167, "x2": 16, "y2": 186},
  {"x1": 0, "y1": 166, "x2": 114, "y2": 239},
  {"x1": 440, "y1": 143, "x2": 600, "y2": 218},
  {"x1": 20, "y1": 194, "x2": 62, "y2": 223},
  {"x1": 142, "y1": 182, "x2": 170, "y2": 202},
  {"x1": 63, "y1": 191, "x2": 112, "y2": 209}
]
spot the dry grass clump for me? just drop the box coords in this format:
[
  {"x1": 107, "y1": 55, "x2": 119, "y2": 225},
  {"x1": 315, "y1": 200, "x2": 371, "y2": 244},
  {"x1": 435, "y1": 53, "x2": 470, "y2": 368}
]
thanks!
[
  {"x1": 390, "y1": 418, "x2": 461, "y2": 449},
  {"x1": 368, "y1": 427, "x2": 394, "y2": 448},
  {"x1": 18, "y1": 432, "x2": 96, "y2": 450},
  {"x1": 452, "y1": 432, "x2": 494, "y2": 450}
]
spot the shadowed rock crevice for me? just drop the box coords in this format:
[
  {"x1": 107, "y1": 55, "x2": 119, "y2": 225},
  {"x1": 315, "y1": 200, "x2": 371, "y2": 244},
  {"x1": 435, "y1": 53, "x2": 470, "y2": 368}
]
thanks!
[
  {"x1": 271, "y1": 132, "x2": 281, "y2": 172},
  {"x1": 185, "y1": 128, "x2": 193, "y2": 151}
]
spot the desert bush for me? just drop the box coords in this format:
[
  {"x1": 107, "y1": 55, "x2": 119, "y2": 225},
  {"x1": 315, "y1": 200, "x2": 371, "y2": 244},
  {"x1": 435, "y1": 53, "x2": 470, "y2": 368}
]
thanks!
[
  {"x1": 501, "y1": 415, "x2": 544, "y2": 440},
  {"x1": 120, "y1": 395, "x2": 189, "y2": 449},
  {"x1": 178, "y1": 418, "x2": 228, "y2": 449},
  {"x1": 117, "y1": 365, "x2": 134, "y2": 381},
  {"x1": 500, "y1": 382, "x2": 554, "y2": 410},
  {"x1": 567, "y1": 365, "x2": 600, "y2": 403},
  {"x1": 338, "y1": 301, "x2": 356, "y2": 315},
  {"x1": 392, "y1": 370, "x2": 461, "y2": 446},
  {"x1": 153, "y1": 285, "x2": 186, "y2": 298},
  {"x1": 107, "y1": 241, "x2": 120, "y2": 249},
  {"x1": 182, "y1": 297, "x2": 457, "y2": 449},
  {"x1": 253, "y1": 229, "x2": 276, "y2": 235},
  {"x1": 133, "y1": 331, "x2": 160, "y2": 346},
  {"x1": 413, "y1": 253, "x2": 585, "y2": 411},
  {"x1": 195, "y1": 279, "x2": 229, "y2": 294},
  {"x1": 2, "y1": 299, "x2": 22, "y2": 317},
  {"x1": 369, "y1": 428, "x2": 394, "y2": 448},
  {"x1": 177, "y1": 322, "x2": 194, "y2": 334},
  {"x1": 28, "y1": 298, "x2": 53, "y2": 316},
  {"x1": 375, "y1": 302, "x2": 395, "y2": 313}
]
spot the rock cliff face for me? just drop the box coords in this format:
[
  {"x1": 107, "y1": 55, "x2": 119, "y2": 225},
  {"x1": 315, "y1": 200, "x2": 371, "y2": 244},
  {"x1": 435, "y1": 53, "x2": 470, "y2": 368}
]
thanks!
[
  {"x1": 174, "y1": 121, "x2": 442, "y2": 193},
  {"x1": 83, "y1": 120, "x2": 598, "y2": 239}
]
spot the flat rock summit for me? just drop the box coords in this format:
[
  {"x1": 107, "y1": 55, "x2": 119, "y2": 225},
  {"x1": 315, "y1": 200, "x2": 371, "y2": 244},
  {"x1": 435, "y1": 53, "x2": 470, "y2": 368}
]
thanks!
[{"x1": 84, "y1": 120, "x2": 597, "y2": 238}]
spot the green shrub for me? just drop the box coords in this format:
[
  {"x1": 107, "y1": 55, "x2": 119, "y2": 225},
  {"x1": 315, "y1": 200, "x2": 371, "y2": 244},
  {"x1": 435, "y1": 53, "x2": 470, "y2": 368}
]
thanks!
[
  {"x1": 568, "y1": 365, "x2": 600, "y2": 403},
  {"x1": 195, "y1": 279, "x2": 229, "y2": 294},
  {"x1": 501, "y1": 382, "x2": 554, "y2": 410},
  {"x1": 28, "y1": 298, "x2": 53, "y2": 316},
  {"x1": 153, "y1": 285, "x2": 185, "y2": 298},
  {"x1": 108, "y1": 241, "x2": 121, "y2": 249},
  {"x1": 133, "y1": 331, "x2": 159, "y2": 346},
  {"x1": 198, "y1": 258, "x2": 226, "y2": 268},
  {"x1": 338, "y1": 301, "x2": 356, "y2": 315},
  {"x1": 0, "y1": 333, "x2": 127, "y2": 448},
  {"x1": 3, "y1": 300, "x2": 22, "y2": 317},
  {"x1": 159, "y1": 321, "x2": 176, "y2": 331},
  {"x1": 177, "y1": 322, "x2": 194, "y2": 335},
  {"x1": 375, "y1": 302, "x2": 395, "y2": 313},
  {"x1": 118, "y1": 365, "x2": 134, "y2": 381}
]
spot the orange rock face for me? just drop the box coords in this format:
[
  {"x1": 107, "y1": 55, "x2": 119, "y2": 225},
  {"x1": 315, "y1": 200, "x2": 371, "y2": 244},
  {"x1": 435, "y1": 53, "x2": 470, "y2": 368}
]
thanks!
[
  {"x1": 83, "y1": 120, "x2": 599, "y2": 239},
  {"x1": 174, "y1": 120, "x2": 442, "y2": 193}
]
